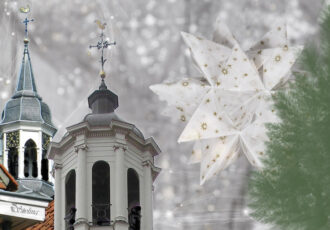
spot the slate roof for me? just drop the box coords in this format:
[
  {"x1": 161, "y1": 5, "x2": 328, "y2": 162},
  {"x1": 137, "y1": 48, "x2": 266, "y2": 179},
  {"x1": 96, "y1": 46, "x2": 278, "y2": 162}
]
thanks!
[
  {"x1": 25, "y1": 200, "x2": 54, "y2": 230},
  {"x1": 16, "y1": 40, "x2": 37, "y2": 93},
  {"x1": 0, "y1": 40, "x2": 56, "y2": 134}
]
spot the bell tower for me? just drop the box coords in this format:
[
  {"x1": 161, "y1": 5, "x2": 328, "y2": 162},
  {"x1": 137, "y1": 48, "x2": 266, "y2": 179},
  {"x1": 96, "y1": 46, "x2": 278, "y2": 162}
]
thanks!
[
  {"x1": 48, "y1": 77, "x2": 161, "y2": 230},
  {"x1": 0, "y1": 17, "x2": 57, "y2": 198},
  {"x1": 48, "y1": 23, "x2": 161, "y2": 230}
]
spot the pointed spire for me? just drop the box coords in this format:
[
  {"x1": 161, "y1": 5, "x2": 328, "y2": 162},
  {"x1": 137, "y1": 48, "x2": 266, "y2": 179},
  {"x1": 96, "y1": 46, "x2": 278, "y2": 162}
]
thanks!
[
  {"x1": 15, "y1": 40, "x2": 37, "y2": 93},
  {"x1": 13, "y1": 17, "x2": 39, "y2": 98},
  {"x1": 0, "y1": 14, "x2": 56, "y2": 135}
]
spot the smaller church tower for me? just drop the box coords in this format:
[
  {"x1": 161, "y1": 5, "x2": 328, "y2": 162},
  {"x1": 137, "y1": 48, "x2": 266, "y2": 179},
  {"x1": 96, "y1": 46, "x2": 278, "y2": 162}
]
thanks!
[
  {"x1": 48, "y1": 23, "x2": 161, "y2": 230},
  {"x1": 0, "y1": 17, "x2": 57, "y2": 198}
]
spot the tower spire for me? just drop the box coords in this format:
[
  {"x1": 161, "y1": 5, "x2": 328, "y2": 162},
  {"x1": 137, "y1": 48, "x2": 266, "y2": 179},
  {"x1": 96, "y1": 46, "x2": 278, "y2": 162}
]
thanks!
[
  {"x1": 13, "y1": 15, "x2": 38, "y2": 97},
  {"x1": 1, "y1": 6, "x2": 56, "y2": 132},
  {"x1": 89, "y1": 20, "x2": 116, "y2": 88}
]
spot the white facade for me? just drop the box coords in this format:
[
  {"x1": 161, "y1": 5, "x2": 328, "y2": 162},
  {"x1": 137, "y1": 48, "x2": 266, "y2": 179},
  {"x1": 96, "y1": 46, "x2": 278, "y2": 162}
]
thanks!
[
  {"x1": 1, "y1": 121, "x2": 54, "y2": 184},
  {"x1": 49, "y1": 119, "x2": 161, "y2": 230}
]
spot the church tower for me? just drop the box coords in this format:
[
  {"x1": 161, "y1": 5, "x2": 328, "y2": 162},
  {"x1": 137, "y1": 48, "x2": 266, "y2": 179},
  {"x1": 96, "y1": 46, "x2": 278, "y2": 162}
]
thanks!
[
  {"x1": 0, "y1": 18, "x2": 57, "y2": 198},
  {"x1": 48, "y1": 24, "x2": 161, "y2": 230}
]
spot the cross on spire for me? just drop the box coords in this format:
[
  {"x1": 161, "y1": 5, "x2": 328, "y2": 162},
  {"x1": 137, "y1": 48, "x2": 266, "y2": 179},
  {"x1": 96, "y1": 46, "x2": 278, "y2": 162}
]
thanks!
[
  {"x1": 89, "y1": 20, "x2": 116, "y2": 79},
  {"x1": 22, "y1": 17, "x2": 34, "y2": 39}
]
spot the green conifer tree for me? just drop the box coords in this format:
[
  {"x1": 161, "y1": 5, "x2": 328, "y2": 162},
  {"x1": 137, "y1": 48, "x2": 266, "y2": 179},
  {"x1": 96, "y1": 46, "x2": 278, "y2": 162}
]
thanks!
[{"x1": 248, "y1": 7, "x2": 330, "y2": 230}]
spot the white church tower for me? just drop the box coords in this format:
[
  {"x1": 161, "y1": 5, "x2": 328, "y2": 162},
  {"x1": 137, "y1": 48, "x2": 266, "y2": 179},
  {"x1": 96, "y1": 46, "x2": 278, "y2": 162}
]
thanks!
[
  {"x1": 48, "y1": 77, "x2": 161, "y2": 230},
  {"x1": 0, "y1": 20, "x2": 57, "y2": 198},
  {"x1": 48, "y1": 24, "x2": 161, "y2": 230}
]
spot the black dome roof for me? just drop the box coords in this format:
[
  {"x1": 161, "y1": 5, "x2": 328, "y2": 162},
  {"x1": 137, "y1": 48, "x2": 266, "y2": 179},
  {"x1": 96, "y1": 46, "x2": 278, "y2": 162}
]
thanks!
[{"x1": 0, "y1": 41, "x2": 56, "y2": 134}]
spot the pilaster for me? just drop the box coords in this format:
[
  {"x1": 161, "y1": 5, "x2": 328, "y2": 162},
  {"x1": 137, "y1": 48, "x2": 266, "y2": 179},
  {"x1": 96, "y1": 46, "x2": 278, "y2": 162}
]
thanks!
[
  {"x1": 54, "y1": 163, "x2": 62, "y2": 230},
  {"x1": 3, "y1": 133, "x2": 7, "y2": 168},
  {"x1": 37, "y1": 131, "x2": 42, "y2": 179},
  {"x1": 143, "y1": 160, "x2": 153, "y2": 230},
  {"x1": 3, "y1": 149, "x2": 8, "y2": 169},
  {"x1": 114, "y1": 133, "x2": 129, "y2": 228},
  {"x1": 48, "y1": 136, "x2": 54, "y2": 184},
  {"x1": 74, "y1": 143, "x2": 89, "y2": 230},
  {"x1": 18, "y1": 140, "x2": 24, "y2": 178}
]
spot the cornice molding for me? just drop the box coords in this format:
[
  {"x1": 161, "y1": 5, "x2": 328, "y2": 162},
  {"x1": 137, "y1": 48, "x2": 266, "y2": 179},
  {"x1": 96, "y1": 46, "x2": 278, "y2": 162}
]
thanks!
[
  {"x1": 142, "y1": 160, "x2": 152, "y2": 167},
  {"x1": 54, "y1": 163, "x2": 63, "y2": 170},
  {"x1": 74, "y1": 143, "x2": 88, "y2": 153},
  {"x1": 113, "y1": 145, "x2": 127, "y2": 152},
  {"x1": 49, "y1": 120, "x2": 161, "y2": 158},
  {"x1": 88, "y1": 130, "x2": 114, "y2": 137},
  {"x1": 142, "y1": 160, "x2": 162, "y2": 181}
]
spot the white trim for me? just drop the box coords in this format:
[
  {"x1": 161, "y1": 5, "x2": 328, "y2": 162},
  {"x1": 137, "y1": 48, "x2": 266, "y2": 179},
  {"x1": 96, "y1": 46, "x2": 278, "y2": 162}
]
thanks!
[
  {"x1": 0, "y1": 200, "x2": 46, "y2": 221},
  {"x1": 0, "y1": 194, "x2": 49, "y2": 207}
]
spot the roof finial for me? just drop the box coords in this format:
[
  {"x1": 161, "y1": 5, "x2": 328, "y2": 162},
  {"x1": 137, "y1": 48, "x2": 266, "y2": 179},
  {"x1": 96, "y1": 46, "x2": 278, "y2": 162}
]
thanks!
[
  {"x1": 89, "y1": 20, "x2": 116, "y2": 81},
  {"x1": 19, "y1": 4, "x2": 33, "y2": 44}
]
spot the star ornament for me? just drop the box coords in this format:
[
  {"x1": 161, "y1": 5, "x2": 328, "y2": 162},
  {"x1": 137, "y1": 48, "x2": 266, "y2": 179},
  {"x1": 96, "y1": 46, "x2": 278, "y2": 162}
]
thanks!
[
  {"x1": 150, "y1": 20, "x2": 302, "y2": 184},
  {"x1": 190, "y1": 92, "x2": 275, "y2": 184},
  {"x1": 150, "y1": 77, "x2": 211, "y2": 123},
  {"x1": 178, "y1": 44, "x2": 265, "y2": 142}
]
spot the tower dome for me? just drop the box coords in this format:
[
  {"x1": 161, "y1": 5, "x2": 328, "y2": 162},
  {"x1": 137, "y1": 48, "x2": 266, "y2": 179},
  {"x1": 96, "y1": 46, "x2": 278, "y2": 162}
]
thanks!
[
  {"x1": 83, "y1": 79, "x2": 144, "y2": 139},
  {"x1": 0, "y1": 40, "x2": 56, "y2": 132}
]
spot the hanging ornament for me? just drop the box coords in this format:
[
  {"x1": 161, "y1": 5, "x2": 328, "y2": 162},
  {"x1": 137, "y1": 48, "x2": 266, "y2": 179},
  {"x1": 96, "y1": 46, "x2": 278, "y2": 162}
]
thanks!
[{"x1": 151, "y1": 20, "x2": 302, "y2": 184}]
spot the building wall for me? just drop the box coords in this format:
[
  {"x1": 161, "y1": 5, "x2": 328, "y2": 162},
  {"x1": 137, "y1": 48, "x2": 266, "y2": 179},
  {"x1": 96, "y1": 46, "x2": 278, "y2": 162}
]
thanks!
[
  {"x1": 1, "y1": 123, "x2": 54, "y2": 182},
  {"x1": 56, "y1": 133, "x2": 152, "y2": 229}
]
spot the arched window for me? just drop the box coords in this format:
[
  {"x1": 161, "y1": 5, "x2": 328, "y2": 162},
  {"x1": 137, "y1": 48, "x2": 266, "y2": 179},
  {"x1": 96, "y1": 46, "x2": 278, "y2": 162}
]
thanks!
[
  {"x1": 24, "y1": 139, "x2": 38, "y2": 178},
  {"x1": 41, "y1": 133, "x2": 50, "y2": 181},
  {"x1": 8, "y1": 147, "x2": 18, "y2": 178},
  {"x1": 127, "y1": 168, "x2": 140, "y2": 210},
  {"x1": 92, "y1": 161, "x2": 110, "y2": 225},
  {"x1": 128, "y1": 168, "x2": 140, "y2": 230},
  {"x1": 65, "y1": 169, "x2": 76, "y2": 225},
  {"x1": 41, "y1": 152, "x2": 49, "y2": 181}
]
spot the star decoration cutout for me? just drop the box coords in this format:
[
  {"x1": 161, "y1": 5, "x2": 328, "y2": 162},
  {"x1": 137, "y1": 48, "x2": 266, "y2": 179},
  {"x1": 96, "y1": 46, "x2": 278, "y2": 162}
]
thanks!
[{"x1": 150, "y1": 20, "x2": 303, "y2": 184}]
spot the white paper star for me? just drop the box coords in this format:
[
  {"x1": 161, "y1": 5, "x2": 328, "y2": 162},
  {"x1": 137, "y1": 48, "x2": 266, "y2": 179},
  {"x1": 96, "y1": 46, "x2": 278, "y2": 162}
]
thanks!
[{"x1": 150, "y1": 21, "x2": 302, "y2": 184}]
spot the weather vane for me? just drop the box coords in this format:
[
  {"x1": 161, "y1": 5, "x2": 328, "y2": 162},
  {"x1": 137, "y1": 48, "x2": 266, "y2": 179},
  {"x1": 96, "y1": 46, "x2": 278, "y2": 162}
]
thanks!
[
  {"x1": 89, "y1": 20, "x2": 116, "y2": 79},
  {"x1": 19, "y1": 4, "x2": 34, "y2": 40}
]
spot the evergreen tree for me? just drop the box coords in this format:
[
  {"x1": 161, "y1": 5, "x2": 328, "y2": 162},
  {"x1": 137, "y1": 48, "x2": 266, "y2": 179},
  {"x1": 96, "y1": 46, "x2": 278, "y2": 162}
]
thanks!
[{"x1": 249, "y1": 7, "x2": 330, "y2": 230}]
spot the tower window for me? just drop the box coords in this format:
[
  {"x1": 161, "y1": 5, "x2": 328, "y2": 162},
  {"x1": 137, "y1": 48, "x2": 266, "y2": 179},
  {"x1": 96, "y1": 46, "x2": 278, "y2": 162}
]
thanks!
[
  {"x1": 128, "y1": 168, "x2": 141, "y2": 230},
  {"x1": 41, "y1": 159, "x2": 49, "y2": 181},
  {"x1": 65, "y1": 169, "x2": 76, "y2": 228},
  {"x1": 41, "y1": 153, "x2": 49, "y2": 181},
  {"x1": 24, "y1": 139, "x2": 38, "y2": 178},
  {"x1": 8, "y1": 147, "x2": 18, "y2": 179},
  {"x1": 127, "y1": 168, "x2": 140, "y2": 210},
  {"x1": 92, "y1": 161, "x2": 110, "y2": 226},
  {"x1": 41, "y1": 133, "x2": 50, "y2": 181}
]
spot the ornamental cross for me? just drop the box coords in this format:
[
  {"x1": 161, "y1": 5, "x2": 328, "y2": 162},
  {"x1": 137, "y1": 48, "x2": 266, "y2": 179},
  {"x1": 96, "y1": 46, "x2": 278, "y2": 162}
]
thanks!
[
  {"x1": 22, "y1": 17, "x2": 34, "y2": 38},
  {"x1": 89, "y1": 20, "x2": 116, "y2": 78}
]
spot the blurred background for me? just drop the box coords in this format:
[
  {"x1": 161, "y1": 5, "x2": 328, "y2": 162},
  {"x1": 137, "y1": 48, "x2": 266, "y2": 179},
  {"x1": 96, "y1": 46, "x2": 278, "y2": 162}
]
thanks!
[{"x1": 0, "y1": 0, "x2": 325, "y2": 229}]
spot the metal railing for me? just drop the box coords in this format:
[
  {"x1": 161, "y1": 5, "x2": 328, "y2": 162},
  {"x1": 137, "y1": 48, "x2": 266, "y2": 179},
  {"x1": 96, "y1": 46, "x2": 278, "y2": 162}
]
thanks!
[{"x1": 92, "y1": 203, "x2": 111, "y2": 226}]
